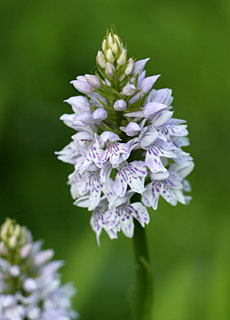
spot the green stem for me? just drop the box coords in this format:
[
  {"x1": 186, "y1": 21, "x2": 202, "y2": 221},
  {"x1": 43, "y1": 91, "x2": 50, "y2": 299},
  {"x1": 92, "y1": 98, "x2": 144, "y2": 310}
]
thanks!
[{"x1": 133, "y1": 219, "x2": 153, "y2": 320}]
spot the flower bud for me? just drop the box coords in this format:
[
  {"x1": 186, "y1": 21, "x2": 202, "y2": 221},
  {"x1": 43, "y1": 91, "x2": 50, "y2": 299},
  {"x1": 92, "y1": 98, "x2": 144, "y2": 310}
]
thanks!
[
  {"x1": 114, "y1": 99, "x2": 127, "y2": 111},
  {"x1": 117, "y1": 49, "x2": 127, "y2": 66},
  {"x1": 96, "y1": 50, "x2": 106, "y2": 68},
  {"x1": 23, "y1": 278, "x2": 37, "y2": 292},
  {"x1": 0, "y1": 219, "x2": 27, "y2": 249},
  {"x1": 102, "y1": 39, "x2": 107, "y2": 52},
  {"x1": 107, "y1": 32, "x2": 114, "y2": 48},
  {"x1": 121, "y1": 83, "x2": 136, "y2": 96},
  {"x1": 105, "y1": 62, "x2": 115, "y2": 77},
  {"x1": 112, "y1": 42, "x2": 118, "y2": 55},
  {"x1": 93, "y1": 108, "x2": 108, "y2": 120},
  {"x1": 85, "y1": 74, "x2": 101, "y2": 88},
  {"x1": 105, "y1": 48, "x2": 115, "y2": 63},
  {"x1": 9, "y1": 265, "x2": 20, "y2": 277},
  {"x1": 125, "y1": 58, "x2": 135, "y2": 75},
  {"x1": 124, "y1": 122, "x2": 141, "y2": 136},
  {"x1": 71, "y1": 80, "x2": 94, "y2": 95}
]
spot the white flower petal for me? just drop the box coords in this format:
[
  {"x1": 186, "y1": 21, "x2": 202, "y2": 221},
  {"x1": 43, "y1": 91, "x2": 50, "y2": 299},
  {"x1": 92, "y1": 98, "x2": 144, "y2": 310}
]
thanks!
[{"x1": 129, "y1": 203, "x2": 150, "y2": 227}]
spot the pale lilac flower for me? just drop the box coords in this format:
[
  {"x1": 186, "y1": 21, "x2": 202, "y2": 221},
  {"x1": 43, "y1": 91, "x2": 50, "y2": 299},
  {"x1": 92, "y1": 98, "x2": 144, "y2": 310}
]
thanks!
[
  {"x1": 56, "y1": 29, "x2": 194, "y2": 243},
  {"x1": 0, "y1": 219, "x2": 77, "y2": 320}
]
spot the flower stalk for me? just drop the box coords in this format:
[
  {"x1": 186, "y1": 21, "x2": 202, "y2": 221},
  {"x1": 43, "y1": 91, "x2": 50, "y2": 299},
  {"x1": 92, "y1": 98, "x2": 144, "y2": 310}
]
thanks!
[{"x1": 133, "y1": 220, "x2": 153, "y2": 320}]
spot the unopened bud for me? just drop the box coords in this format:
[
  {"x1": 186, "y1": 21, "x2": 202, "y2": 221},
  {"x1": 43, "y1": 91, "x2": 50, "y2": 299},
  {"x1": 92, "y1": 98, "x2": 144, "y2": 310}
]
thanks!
[
  {"x1": 114, "y1": 99, "x2": 127, "y2": 111},
  {"x1": 105, "y1": 62, "x2": 115, "y2": 77},
  {"x1": 96, "y1": 51, "x2": 106, "y2": 68},
  {"x1": 125, "y1": 58, "x2": 135, "y2": 75},
  {"x1": 107, "y1": 33, "x2": 114, "y2": 48},
  {"x1": 105, "y1": 48, "x2": 114, "y2": 63},
  {"x1": 0, "y1": 219, "x2": 27, "y2": 249},
  {"x1": 102, "y1": 39, "x2": 107, "y2": 52},
  {"x1": 112, "y1": 42, "x2": 118, "y2": 55},
  {"x1": 9, "y1": 265, "x2": 20, "y2": 277},
  {"x1": 93, "y1": 108, "x2": 108, "y2": 120},
  {"x1": 125, "y1": 122, "x2": 141, "y2": 136},
  {"x1": 121, "y1": 83, "x2": 136, "y2": 96},
  {"x1": 23, "y1": 278, "x2": 37, "y2": 292},
  {"x1": 114, "y1": 34, "x2": 121, "y2": 47},
  {"x1": 117, "y1": 49, "x2": 127, "y2": 66}
]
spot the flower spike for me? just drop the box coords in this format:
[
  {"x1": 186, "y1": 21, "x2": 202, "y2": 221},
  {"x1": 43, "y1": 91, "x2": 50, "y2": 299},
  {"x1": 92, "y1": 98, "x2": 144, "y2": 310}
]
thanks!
[{"x1": 56, "y1": 28, "x2": 194, "y2": 243}]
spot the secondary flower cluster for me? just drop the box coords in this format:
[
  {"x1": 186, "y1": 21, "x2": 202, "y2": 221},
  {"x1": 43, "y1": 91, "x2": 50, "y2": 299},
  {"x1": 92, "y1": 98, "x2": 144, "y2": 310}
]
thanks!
[
  {"x1": 56, "y1": 29, "x2": 194, "y2": 243},
  {"x1": 0, "y1": 219, "x2": 77, "y2": 320}
]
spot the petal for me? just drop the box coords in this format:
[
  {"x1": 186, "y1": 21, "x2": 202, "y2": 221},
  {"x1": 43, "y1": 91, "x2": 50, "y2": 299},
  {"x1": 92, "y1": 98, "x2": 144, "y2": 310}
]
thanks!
[
  {"x1": 113, "y1": 172, "x2": 127, "y2": 197},
  {"x1": 120, "y1": 213, "x2": 134, "y2": 238},
  {"x1": 75, "y1": 111, "x2": 93, "y2": 124},
  {"x1": 151, "y1": 182, "x2": 161, "y2": 210},
  {"x1": 150, "y1": 171, "x2": 169, "y2": 180},
  {"x1": 173, "y1": 137, "x2": 190, "y2": 148},
  {"x1": 90, "y1": 211, "x2": 103, "y2": 245},
  {"x1": 153, "y1": 111, "x2": 173, "y2": 127},
  {"x1": 171, "y1": 189, "x2": 186, "y2": 204},
  {"x1": 129, "y1": 202, "x2": 150, "y2": 227},
  {"x1": 133, "y1": 58, "x2": 150, "y2": 76},
  {"x1": 145, "y1": 148, "x2": 167, "y2": 173},
  {"x1": 152, "y1": 88, "x2": 173, "y2": 105},
  {"x1": 170, "y1": 161, "x2": 194, "y2": 178},
  {"x1": 127, "y1": 175, "x2": 145, "y2": 194},
  {"x1": 140, "y1": 131, "x2": 158, "y2": 149},
  {"x1": 74, "y1": 195, "x2": 90, "y2": 208},
  {"x1": 64, "y1": 96, "x2": 90, "y2": 113},
  {"x1": 125, "y1": 111, "x2": 144, "y2": 118},
  {"x1": 143, "y1": 102, "x2": 167, "y2": 119},
  {"x1": 161, "y1": 125, "x2": 188, "y2": 137},
  {"x1": 160, "y1": 183, "x2": 177, "y2": 206},
  {"x1": 142, "y1": 183, "x2": 153, "y2": 207},
  {"x1": 140, "y1": 75, "x2": 160, "y2": 93},
  {"x1": 129, "y1": 161, "x2": 147, "y2": 177},
  {"x1": 100, "y1": 131, "x2": 120, "y2": 143},
  {"x1": 71, "y1": 79, "x2": 94, "y2": 94}
]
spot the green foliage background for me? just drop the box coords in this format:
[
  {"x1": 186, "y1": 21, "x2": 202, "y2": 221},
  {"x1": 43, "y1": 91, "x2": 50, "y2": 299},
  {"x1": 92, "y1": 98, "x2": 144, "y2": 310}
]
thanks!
[{"x1": 0, "y1": 0, "x2": 229, "y2": 319}]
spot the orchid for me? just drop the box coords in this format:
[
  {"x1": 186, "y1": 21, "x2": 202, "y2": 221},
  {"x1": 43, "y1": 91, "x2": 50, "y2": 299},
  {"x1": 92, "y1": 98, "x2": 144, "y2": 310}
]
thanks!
[
  {"x1": 0, "y1": 219, "x2": 77, "y2": 320},
  {"x1": 56, "y1": 28, "x2": 194, "y2": 244}
]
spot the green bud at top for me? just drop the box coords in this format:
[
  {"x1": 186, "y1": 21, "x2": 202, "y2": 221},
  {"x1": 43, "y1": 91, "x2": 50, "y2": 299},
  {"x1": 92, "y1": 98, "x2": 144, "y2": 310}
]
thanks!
[
  {"x1": 96, "y1": 27, "x2": 132, "y2": 84},
  {"x1": 0, "y1": 218, "x2": 27, "y2": 250}
]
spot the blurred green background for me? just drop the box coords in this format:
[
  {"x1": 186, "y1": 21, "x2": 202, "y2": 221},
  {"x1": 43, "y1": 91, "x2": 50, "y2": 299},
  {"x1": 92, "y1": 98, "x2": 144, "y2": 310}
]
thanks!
[{"x1": 0, "y1": 0, "x2": 229, "y2": 319}]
